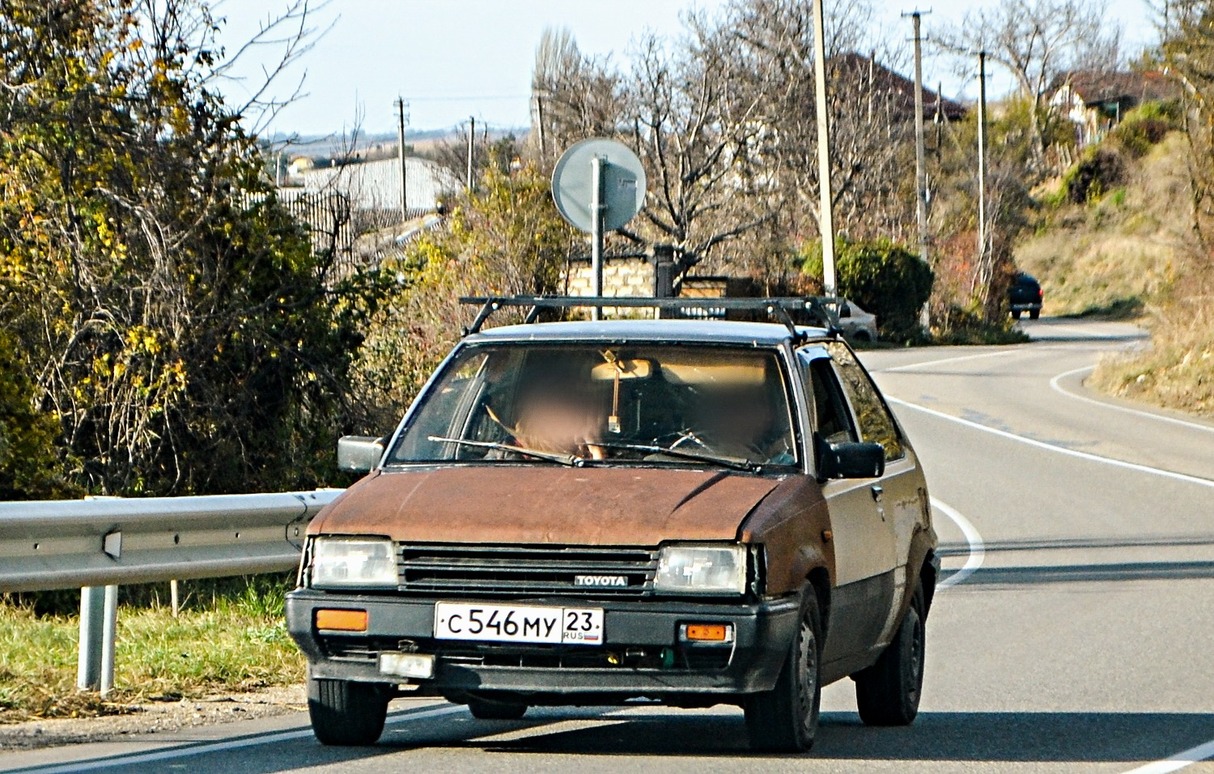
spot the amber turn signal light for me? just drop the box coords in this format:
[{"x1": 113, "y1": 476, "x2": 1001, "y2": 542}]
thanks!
[
  {"x1": 315, "y1": 608, "x2": 368, "y2": 632},
  {"x1": 681, "y1": 623, "x2": 732, "y2": 642}
]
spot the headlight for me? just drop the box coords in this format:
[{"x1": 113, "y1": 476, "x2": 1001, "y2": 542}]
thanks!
[
  {"x1": 654, "y1": 544, "x2": 747, "y2": 595},
  {"x1": 308, "y1": 537, "x2": 397, "y2": 589}
]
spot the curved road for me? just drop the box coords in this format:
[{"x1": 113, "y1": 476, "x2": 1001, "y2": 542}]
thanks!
[{"x1": 4, "y1": 318, "x2": 1213, "y2": 773}]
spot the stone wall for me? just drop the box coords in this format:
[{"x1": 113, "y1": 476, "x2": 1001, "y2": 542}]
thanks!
[{"x1": 566, "y1": 256, "x2": 655, "y2": 297}]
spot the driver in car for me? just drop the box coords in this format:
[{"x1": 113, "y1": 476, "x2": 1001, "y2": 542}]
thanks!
[
  {"x1": 690, "y1": 382, "x2": 795, "y2": 465},
  {"x1": 508, "y1": 380, "x2": 607, "y2": 461}
]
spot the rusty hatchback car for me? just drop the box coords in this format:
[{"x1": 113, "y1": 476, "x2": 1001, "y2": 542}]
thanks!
[{"x1": 286, "y1": 297, "x2": 938, "y2": 753}]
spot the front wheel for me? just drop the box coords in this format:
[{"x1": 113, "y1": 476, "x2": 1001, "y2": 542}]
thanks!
[
  {"x1": 308, "y1": 678, "x2": 390, "y2": 746},
  {"x1": 854, "y1": 585, "x2": 926, "y2": 726},
  {"x1": 745, "y1": 590, "x2": 822, "y2": 753}
]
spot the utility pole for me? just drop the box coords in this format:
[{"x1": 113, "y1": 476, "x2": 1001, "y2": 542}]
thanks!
[
  {"x1": 534, "y1": 93, "x2": 547, "y2": 159},
  {"x1": 395, "y1": 97, "x2": 409, "y2": 221},
  {"x1": 905, "y1": 10, "x2": 930, "y2": 264},
  {"x1": 906, "y1": 10, "x2": 931, "y2": 329},
  {"x1": 811, "y1": 0, "x2": 837, "y2": 298},
  {"x1": 977, "y1": 51, "x2": 988, "y2": 266},
  {"x1": 466, "y1": 116, "x2": 476, "y2": 191}
]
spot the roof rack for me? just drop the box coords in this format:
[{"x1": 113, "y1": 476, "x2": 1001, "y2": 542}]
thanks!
[{"x1": 459, "y1": 295, "x2": 845, "y2": 340}]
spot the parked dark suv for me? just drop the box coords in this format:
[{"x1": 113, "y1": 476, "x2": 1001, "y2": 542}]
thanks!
[
  {"x1": 1009, "y1": 272, "x2": 1043, "y2": 320},
  {"x1": 287, "y1": 296, "x2": 938, "y2": 753}
]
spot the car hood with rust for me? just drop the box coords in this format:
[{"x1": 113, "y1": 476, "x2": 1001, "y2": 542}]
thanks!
[{"x1": 308, "y1": 465, "x2": 784, "y2": 546}]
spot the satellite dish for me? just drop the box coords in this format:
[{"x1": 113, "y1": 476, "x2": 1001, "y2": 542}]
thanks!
[{"x1": 552, "y1": 138, "x2": 646, "y2": 233}]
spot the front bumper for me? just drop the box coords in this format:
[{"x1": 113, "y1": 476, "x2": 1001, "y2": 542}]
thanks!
[{"x1": 286, "y1": 590, "x2": 800, "y2": 700}]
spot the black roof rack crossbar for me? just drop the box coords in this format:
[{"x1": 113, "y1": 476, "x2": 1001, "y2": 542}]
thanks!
[{"x1": 458, "y1": 295, "x2": 844, "y2": 339}]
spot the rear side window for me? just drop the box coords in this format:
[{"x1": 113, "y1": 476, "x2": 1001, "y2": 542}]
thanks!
[{"x1": 825, "y1": 342, "x2": 904, "y2": 461}]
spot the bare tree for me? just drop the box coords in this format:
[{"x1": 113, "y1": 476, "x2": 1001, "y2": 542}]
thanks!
[{"x1": 936, "y1": 0, "x2": 1123, "y2": 171}]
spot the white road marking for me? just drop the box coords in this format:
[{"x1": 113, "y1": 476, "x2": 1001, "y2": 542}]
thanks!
[
  {"x1": 933, "y1": 498, "x2": 985, "y2": 589},
  {"x1": 470, "y1": 717, "x2": 626, "y2": 744},
  {"x1": 17, "y1": 705, "x2": 464, "y2": 773},
  {"x1": 881, "y1": 349, "x2": 1028, "y2": 373},
  {"x1": 887, "y1": 397, "x2": 1214, "y2": 490},
  {"x1": 1122, "y1": 737, "x2": 1214, "y2": 773},
  {"x1": 1049, "y1": 365, "x2": 1214, "y2": 434}
]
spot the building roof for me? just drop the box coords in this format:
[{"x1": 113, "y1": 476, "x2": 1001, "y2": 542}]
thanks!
[
  {"x1": 832, "y1": 52, "x2": 968, "y2": 121},
  {"x1": 1050, "y1": 69, "x2": 1180, "y2": 106},
  {"x1": 298, "y1": 157, "x2": 460, "y2": 213}
]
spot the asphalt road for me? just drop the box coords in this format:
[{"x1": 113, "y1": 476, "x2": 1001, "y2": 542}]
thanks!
[{"x1": 5, "y1": 317, "x2": 1213, "y2": 774}]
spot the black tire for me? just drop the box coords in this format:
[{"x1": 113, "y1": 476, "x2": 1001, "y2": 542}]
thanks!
[
  {"x1": 468, "y1": 698, "x2": 528, "y2": 720},
  {"x1": 308, "y1": 678, "x2": 390, "y2": 746},
  {"x1": 1029, "y1": 309, "x2": 1040, "y2": 320},
  {"x1": 854, "y1": 585, "x2": 926, "y2": 726},
  {"x1": 1011, "y1": 309, "x2": 1022, "y2": 320},
  {"x1": 745, "y1": 590, "x2": 823, "y2": 753}
]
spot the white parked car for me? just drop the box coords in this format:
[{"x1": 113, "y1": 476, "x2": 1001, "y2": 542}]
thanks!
[{"x1": 837, "y1": 300, "x2": 878, "y2": 342}]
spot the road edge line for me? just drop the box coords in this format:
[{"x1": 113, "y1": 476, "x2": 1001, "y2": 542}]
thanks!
[
  {"x1": 1122, "y1": 737, "x2": 1214, "y2": 774},
  {"x1": 1049, "y1": 366, "x2": 1214, "y2": 434},
  {"x1": 887, "y1": 397, "x2": 1214, "y2": 490},
  {"x1": 932, "y1": 498, "x2": 984, "y2": 589}
]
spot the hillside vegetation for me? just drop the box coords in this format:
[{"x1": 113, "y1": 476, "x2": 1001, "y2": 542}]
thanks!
[
  {"x1": 1016, "y1": 127, "x2": 1188, "y2": 318},
  {"x1": 1016, "y1": 108, "x2": 1213, "y2": 419}
]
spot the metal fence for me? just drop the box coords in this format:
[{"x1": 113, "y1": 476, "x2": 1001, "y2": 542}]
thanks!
[{"x1": 0, "y1": 490, "x2": 343, "y2": 694}]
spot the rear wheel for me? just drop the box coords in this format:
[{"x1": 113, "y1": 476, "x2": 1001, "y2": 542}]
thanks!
[
  {"x1": 468, "y1": 697, "x2": 528, "y2": 720},
  {"x1": 1029, "y1": 309, "x2": 1041, "y2": 320},
  {"x1": 1011, "y1": 309, "x2": 1022, "y2": 320},
  {"x1": 745, "y1": 590, "x2": 822, "y2": 753},
  {"x1": 308, "y1": 678, "x2": 390, "y2": 746},
  {"x1": 854, "y1": 585, "x2": 926, "y2": 726}
]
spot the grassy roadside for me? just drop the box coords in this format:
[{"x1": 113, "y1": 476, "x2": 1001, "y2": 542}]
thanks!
[
  {"x1": 0, "y1": 575, "x2": 304, "y2": 723},
  {"x1": 1088, "y1": 283, "x2": 1214, "y2": 419}
]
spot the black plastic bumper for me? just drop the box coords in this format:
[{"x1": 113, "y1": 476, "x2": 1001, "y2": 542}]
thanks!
[{"x1": 286, "y1": 590, "x2": 800, "y2": 699}]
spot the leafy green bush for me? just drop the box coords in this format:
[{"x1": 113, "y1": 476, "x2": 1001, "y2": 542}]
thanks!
[
  {"x1": 1110, "y1": 102, "x2": 1180, "y2": 157},
  {"x1": 801, "y1": 239, "x2": 933, "y2": 342},
  {"x1": 1064, "y1": 146, "x2": 1127, "y2": 204},
  {"x1": 0, "y1": 329, "x2": 70, "y2": 500}
]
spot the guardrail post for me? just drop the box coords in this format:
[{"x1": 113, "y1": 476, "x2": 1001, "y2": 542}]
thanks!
[
  {"x1": 77, "y1": 584, "x2": 119, "y2": 694},
  {"x1": 100, "y1": 584, "x2": 118, "y2": 696},
  {"x1": 77, "y1": 586, "x2": 104, "y2": 690}
]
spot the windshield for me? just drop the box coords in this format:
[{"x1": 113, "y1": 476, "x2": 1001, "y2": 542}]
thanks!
[{"x1": 387, "y1": 343, "x2": 798, "y2": 469}]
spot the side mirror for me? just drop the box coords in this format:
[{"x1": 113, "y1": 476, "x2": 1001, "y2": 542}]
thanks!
[
  {"x1": 820, "y1": 441, "x2": 885, "y2": 480},
  {"x1": 337, "y1": 436, "x2": 386, "y2": 473}
]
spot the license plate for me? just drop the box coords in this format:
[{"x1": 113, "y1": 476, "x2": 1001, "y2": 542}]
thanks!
[{"x1": 433, "y1": 602, "x2": 604, "y2": 646}]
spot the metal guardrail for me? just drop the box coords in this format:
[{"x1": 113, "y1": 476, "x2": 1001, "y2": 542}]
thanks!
[
  {"x1": 0, "y1": 490, "x2": 342, "y2": 593},
  {"x1": 0, "y1": 489, "x2": 344, "y2": 695}
]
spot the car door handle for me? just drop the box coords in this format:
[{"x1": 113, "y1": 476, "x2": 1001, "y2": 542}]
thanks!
[{"x1": 870, "y1": 485, "x2": 884, "y2": 502}]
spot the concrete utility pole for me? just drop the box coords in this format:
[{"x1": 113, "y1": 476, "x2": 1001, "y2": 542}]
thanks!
[
  {"x1": 466, "y1": 116, "x2": 476, "y2": 191},
  {"x1": 906, "y1": 11, "x2": 930, "y2": 264},
  {"x1": 811, "y1": 0, "x2": 837, "y2": 297},
  {"x1": 977, "y1": 51, "x2": 988, "y2": 265},
  {"x1": 395, "y1": 97, "x2": 409, "y2": 221}
]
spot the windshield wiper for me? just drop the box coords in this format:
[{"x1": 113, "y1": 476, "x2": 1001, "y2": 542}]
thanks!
[
  {"x1": 427, "y1": 436, "x2": 585, "y2": 467},
  {"x1": 595, "y1": 441, "x2": 760, "y2": 472}
]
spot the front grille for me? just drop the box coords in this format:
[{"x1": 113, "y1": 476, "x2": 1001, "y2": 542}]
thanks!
[{"x1": 397, "y1": 544, "x2": 659, "y2": 598}]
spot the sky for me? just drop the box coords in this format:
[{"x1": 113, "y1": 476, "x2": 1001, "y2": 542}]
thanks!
[{"x1": 215, "y1": 0, "x2": 1160, "y2": 139}]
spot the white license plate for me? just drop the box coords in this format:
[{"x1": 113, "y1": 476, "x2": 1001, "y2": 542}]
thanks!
[{"x1": 433, "y1": 602, "x2": 604, "y2": 646}]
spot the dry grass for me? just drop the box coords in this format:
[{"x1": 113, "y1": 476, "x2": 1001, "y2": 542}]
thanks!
[
  {"x1": 0, "y1": 577, "x2": 304, "y2": 723},
  {"x1": 1016, "y1": 133, "x2": 1191, "y2": 317},
  {"x1": 1091, "y1": 284, "x2": 1214, "y2": 419}
]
